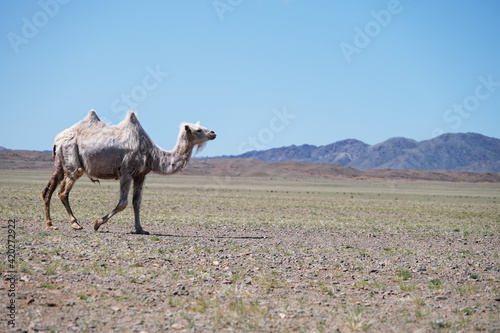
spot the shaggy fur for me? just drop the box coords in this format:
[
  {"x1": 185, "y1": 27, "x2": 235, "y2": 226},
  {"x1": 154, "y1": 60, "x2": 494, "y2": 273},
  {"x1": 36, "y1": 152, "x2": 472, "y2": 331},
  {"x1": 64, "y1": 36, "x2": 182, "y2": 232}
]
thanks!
[{"x1": 42, "y1": 110, "x2": 216, "y2": 234}]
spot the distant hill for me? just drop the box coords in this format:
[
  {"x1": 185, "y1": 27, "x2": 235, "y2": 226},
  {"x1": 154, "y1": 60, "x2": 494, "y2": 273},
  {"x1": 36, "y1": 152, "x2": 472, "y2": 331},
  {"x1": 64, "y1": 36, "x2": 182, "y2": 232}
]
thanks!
[
  {"x1": 0, "y1": 150, "x2": 53, "y2": 169},
  {"x1": 0, "y1": 150, "x2": 499, "y2": 183},
  {"x1": 185, "y1": 158, "x2": 500, "y2": 183},
  {"x1": 221, "y1": 133, "x2": 500, "y2": 172}
]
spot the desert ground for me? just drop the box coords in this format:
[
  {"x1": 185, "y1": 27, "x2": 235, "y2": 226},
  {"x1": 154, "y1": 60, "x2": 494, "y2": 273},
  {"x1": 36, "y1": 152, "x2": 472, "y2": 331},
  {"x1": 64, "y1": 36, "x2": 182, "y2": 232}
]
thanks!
[{"x1": 1, "y1": 161, "x2": 499, "y2": 332}]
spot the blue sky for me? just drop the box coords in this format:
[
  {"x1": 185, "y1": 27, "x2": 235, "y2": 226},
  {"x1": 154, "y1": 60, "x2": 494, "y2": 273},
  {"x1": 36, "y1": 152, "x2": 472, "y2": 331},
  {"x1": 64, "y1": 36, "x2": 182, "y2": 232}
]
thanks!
[{"x1": 1, "y1": 1, "x2": 499, "y2": 157}]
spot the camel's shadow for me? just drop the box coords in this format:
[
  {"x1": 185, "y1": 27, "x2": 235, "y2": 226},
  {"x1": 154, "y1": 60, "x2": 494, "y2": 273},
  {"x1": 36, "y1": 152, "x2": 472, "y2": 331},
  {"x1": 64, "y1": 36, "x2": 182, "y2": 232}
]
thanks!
[
  {"x1": 150, "y1": 233, "x2": 267, "y2": 240},
  {"x1": 91, "y1": 229, "x2": 267, "y2": 240}
]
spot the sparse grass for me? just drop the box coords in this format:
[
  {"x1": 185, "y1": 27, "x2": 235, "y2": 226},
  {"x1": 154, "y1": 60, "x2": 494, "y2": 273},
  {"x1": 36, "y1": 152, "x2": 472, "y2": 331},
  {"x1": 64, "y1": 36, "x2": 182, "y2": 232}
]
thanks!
[
  {"x1": 383, "y1": 247, "x2": 396, "y2": 255},
  {"x1": 462, "y1": 307, "x2": 474, "y2": 316},
  {"x1": 188, "y1": 297, "x2": 212, "y2": 313},
  {"x1": 40, "y1": 283, "x2": 56, "y2": 289},
  {"x1": 431, "y1": 320, "x2": 452, "y2": 329},
  {"x1": 429, "y1": 279, "x2": 444, "y2": 290},
  {"x1": 44, "y1": 263, "x2": 60, "y2": 275},
  {"x1": 399, "y1": 281, "x2": 417, "y2": 292},
  {"x1": 19, "y1": 262, "x2": 34, "y2": 275},
  {"x1": 395, "y1": 268, "x2": 412, "y2": 281},
  {"x1": 1, "y1": 169, "x2": 499, "y2": 332},
  {"x1": 345, "y1": 306, "x2": 372, "y2": 331},
  {"x1": 353, "y1": 281, "x2": 383, "y2": 290},
  {"x1": 193, "y1": 245, "x2": 212, "y2": 255},
  {"x1": 456, "y1": 283, "x2": 479, "y2": 295},
  {"x1": 2, "y1": 168, "x2": 500, "y2": 235},
  {"x1": 415, "y1": 309, "x2": 427, "y2": 320},
  {"x1": 229, "y1": 269, "x2": 244, "y2": 284},
  {"x1": 413, "y1": 298, "x2": 426, "y2": 306},
  {"x1": 256, "y1": 274, "x2": 282, "y2": 291},
  {"x1": 77, "y1": 294, "x2": 90, "y2": 301},
  {"x1": 319, "y1": 282, "x2": 335, "y2": 296}
]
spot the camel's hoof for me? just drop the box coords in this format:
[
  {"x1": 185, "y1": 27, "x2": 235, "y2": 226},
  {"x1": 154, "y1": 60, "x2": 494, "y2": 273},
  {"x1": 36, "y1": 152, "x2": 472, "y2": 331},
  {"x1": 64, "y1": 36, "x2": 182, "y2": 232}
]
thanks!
[
  {"x1": 93, "y1": 219, "x2": 102, "y2": 231},
  {"x1": 46, "y1": 225, "x2": 58, "y2": 230},
  {"x1": 71, "y1": 222, "x2": 83, "y2": 230},
  {"x1": 134, "y1": 229, "x2": 150, "y2": 235}
]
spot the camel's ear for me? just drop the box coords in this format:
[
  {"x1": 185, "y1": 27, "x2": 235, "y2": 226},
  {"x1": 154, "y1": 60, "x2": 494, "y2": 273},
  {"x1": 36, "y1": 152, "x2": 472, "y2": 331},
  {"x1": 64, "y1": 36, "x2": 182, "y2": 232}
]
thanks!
[{"x1": 185, "y1": 125, "x2": 191, "y2": 134}]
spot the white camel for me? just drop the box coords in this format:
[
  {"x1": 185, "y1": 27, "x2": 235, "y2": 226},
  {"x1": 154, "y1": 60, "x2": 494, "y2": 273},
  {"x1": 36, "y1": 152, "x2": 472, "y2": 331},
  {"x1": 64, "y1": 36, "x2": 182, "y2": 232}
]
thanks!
[{"x1": 42, "y1": 110, "x2": 216, "y2": 234}]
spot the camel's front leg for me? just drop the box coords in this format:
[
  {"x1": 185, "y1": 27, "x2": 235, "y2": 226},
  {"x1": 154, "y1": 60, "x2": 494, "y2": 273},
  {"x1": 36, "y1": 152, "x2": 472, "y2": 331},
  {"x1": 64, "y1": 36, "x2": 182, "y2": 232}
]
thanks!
[
  {"x1": 94, "y1": 174, "x2": 132, "y2": 232},
  {"x1": 132, "y1": 175, "x2": 148, "y2": 235}
]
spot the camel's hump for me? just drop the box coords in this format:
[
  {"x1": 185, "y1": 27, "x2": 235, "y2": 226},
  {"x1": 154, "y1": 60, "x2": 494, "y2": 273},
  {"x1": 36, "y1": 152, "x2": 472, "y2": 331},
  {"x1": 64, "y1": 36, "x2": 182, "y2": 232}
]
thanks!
[
  {"x1": 125, "y1": 111, "x2": 139, "y2": 124},
  {"x1": 85, "y1": 109, "x2": 102, "y2": 123}
]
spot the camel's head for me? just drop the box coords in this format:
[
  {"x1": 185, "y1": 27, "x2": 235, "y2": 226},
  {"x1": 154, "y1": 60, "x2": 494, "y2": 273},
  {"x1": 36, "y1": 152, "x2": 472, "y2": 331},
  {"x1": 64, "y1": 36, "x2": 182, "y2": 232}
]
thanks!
[{"x1": 181, "y1": 122, "x2": 216, "y2": 153}]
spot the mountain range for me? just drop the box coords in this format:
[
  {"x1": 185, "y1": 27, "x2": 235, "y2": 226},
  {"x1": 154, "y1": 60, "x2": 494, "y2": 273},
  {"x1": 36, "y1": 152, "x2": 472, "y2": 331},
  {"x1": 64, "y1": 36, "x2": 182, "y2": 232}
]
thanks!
[{"x1": 219, "y1": 133, "x2": 500, "y2": 172}]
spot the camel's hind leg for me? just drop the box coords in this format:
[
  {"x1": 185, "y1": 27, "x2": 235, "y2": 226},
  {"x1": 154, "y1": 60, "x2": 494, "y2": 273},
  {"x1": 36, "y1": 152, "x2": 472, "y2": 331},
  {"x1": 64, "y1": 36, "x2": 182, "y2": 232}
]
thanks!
[
  {"x1": 42, "y1": 158, "x2": 63, "y2": 230},
  {"x1": 58, "y1": 175, "x2": 83, "y2": 230}
]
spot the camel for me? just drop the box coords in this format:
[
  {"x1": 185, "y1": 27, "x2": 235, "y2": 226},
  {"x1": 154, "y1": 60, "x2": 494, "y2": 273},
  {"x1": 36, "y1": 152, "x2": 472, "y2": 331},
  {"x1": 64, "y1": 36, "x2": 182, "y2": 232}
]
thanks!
[{"x1": 42, "y1": 109, "x2": 216, "y2": 235}]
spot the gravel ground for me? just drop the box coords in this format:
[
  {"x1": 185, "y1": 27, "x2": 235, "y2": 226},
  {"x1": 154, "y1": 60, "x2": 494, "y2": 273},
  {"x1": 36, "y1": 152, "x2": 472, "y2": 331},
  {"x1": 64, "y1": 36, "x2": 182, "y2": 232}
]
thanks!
[{"x1": 3, "y1": 220, "x2": 499, "y2": 332}]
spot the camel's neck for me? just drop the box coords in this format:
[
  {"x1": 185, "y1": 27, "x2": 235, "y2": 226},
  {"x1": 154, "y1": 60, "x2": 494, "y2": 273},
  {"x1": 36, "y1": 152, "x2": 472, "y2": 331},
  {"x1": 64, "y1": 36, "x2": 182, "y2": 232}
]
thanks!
[{"x1": 150, "y1": 141, "x2": 195, "y2": 175}]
